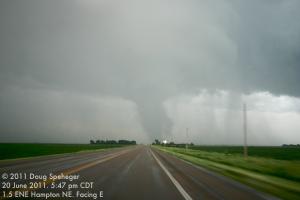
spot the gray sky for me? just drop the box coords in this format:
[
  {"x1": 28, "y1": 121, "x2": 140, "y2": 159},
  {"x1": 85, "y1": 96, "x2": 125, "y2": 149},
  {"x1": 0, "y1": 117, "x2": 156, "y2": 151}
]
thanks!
[{"x1": 0, "y1": 0, "x2": 300, "y2": 144}]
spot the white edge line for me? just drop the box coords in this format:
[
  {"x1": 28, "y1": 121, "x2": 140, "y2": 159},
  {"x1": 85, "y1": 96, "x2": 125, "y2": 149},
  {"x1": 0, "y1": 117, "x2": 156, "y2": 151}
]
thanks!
[{"x1": 150, "y1": 149, "x2": 193, "y2": 200}]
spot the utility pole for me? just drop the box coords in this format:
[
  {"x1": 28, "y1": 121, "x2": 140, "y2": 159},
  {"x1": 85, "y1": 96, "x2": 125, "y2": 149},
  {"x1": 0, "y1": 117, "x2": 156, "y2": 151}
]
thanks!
[
  {"x1": 186, "y1": 128, "x2": 189, "y2": 151},
  {"x1": 243, "y1": 103, "x2": 248, "y2": 158}
]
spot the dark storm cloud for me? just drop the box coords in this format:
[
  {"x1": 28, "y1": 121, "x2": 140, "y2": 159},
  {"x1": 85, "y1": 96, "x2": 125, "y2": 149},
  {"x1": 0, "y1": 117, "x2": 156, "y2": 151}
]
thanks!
[
  {"x1": 231, "y1": 0, "x2": 300, "y2": 96},
  {"x1": 0, "y1": 0, "x2": 300, "y2": 143}
]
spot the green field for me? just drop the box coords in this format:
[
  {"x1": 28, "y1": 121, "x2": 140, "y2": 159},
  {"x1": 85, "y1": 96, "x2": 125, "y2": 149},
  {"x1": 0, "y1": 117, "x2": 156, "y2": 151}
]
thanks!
[
  {"x1": 154, "y1": 145, "x2": 300, "y2": 200},
  {"x1": 0, "y1": 143, "x2": 127, "y2": 160},
  {"x1": 187, "y1": 145, "x2": 300, "y2": 160}
]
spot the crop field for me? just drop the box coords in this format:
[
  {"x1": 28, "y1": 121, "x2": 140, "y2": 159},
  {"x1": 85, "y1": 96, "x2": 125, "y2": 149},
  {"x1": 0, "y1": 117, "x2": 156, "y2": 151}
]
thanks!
[
  {"x1": 187, "y1": 145, "x2": 300, "y2": 160},
  {"x1": 0, "y1": 143, "x2": 126, "y2": 160},
  {"x1": 154, "y1": 146, "x2": 300, "y2": 200}
]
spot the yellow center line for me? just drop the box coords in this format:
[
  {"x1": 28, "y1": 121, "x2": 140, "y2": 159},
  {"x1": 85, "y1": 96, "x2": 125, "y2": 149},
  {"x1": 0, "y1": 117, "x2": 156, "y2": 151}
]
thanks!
[{"x1": 0, "y1": 148, "x2": 132, "y2": 199}]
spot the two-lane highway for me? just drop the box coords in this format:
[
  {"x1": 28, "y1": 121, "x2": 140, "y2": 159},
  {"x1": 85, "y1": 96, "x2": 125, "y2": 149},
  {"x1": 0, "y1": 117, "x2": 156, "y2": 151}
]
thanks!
[{"x1": 0, "y1": 145, "x2": 277, "y2": 200}]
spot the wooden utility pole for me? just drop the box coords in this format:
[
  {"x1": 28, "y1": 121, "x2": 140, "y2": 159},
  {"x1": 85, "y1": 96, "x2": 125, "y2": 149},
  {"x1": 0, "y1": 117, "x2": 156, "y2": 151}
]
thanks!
[
  {"x1": 186, "y1": 128, "x2": 189, "y2": 151},
  {"x1": 243, "y1": 103, "x2": 248, "y2": 158}
]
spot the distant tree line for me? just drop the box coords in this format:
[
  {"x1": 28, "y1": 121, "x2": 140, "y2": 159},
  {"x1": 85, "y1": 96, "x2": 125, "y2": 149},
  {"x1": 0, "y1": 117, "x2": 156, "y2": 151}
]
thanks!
[
  {"x1": 153, "y1": 140, "x2": 300, "y2": 148},
  {"x1": 282, "y1": 144, "x2": 300, "y2": 148},
  {"x1": 90, "y1": 139, "x2": 136, "y2": 145},
  {"x1": 152, "y1": 139, "x2": 193, "y2": 147}
]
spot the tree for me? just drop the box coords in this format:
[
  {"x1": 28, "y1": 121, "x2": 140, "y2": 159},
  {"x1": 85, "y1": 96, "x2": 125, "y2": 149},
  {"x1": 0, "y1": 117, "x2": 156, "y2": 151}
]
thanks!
[
  {"x1": 131, "y1": 140, "x2": 136, "y2": 145},
  {"x1": 90, "y1": 139, "x2": 136, "y2": 145},
  {"x1": 106, "y1": 140, "x2": 117, "y2": 144},
  {"x1": 118, "y1": 140, "x2": 136, "y2": 145}
]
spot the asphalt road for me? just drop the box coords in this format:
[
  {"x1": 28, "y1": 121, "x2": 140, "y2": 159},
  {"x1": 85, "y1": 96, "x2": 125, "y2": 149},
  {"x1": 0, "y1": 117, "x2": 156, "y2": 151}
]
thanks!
[{"x1": 0, "y1": 145, "x2": 277, "y2": 200}]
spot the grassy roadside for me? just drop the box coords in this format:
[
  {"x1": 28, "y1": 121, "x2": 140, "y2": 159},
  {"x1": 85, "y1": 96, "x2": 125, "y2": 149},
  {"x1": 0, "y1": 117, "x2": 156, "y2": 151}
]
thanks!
[
  {"x1": 0, "y1": 143, "x2": 129, "y2": 160},
  {"x1": 153, "y1": 146, "x2": 300, "y2": 200}
]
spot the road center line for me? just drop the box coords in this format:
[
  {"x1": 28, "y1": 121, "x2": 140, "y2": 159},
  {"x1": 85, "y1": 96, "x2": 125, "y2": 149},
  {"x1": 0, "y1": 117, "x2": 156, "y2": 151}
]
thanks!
[{"x1": 150, "y1": 149, "x2": 193, "y2": 200}]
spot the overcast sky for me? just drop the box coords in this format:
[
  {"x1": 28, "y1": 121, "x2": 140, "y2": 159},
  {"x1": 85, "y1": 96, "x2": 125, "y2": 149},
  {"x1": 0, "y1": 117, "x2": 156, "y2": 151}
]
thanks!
[{"x1": 0, "y1": 0, "x2": 300, "y2": 144}]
